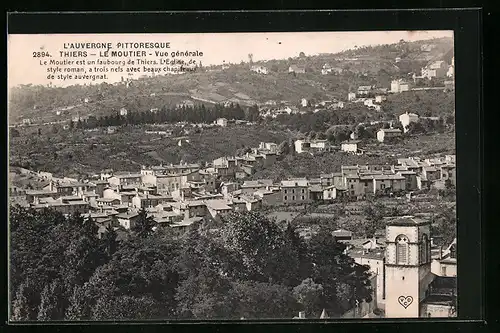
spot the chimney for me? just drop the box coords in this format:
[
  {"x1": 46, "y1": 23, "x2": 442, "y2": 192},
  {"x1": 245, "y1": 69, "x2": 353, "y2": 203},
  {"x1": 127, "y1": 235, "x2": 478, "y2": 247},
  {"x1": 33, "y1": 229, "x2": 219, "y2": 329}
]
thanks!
[
  {"x1": 439, "y1": 246, "x2": 443, "y2": 260},
  {"x1": 298, "y1": 311, "x2": 306, "y2": 319}
]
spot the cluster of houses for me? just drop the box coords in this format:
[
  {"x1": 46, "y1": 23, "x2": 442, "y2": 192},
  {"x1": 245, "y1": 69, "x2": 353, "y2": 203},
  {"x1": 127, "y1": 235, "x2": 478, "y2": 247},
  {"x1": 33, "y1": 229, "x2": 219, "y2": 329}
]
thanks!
[
  {"x1": 258, "y1": 104, "x2": 301, "y2": 118},
  {"x1": 294, "y1": 126, "x2": 404, "y2": 157},
  {"x1": 413, "y1": 58, "x2": 455, "y2": 81},
  {"x1": 249, "y1": 62, "x2": 345, "y2": 76},
  {"x1": 248, "y1": 64, "x2": 307, "y2": 75},
  {"x1": 18, "y1": 149, "x2": 455, "y2": 239},
  {"x1": 347, "y1": 86, "x2": 389, "y2": 111}
]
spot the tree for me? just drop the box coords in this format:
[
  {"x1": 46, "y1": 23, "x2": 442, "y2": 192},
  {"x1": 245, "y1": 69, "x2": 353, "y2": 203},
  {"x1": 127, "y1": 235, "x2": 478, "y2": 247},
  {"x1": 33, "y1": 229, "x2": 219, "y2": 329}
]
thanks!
[
  {"x1": 299, "y1": 52, "x2": 306, "y2": 57},
  {"x1": 84, "y1": 235, "x2": 180, "y2": 319},
  {"x1": 277, "y1": 140, "x2": 291, "y2": 156},
  {"x1": 91, "y1": 294, "x2": 161, "y2": 320},
  {"x1": 132, "y1": 208, "x2": 156, "y2": 238},
  {"x1": 307, "y1": 228, "x2": 373, "y2": 315},
  {"x1": 101, "y1": 224, "x2": 118, "y2": 257},
  {"x1": 363, "y1": 202, "x2": 387, "y2": 237},
  {"x1": 11, "y1": 282, "x2": 30, "y2": 321},
  {"x1": 233, "y1": 280, "x2": 299, "y2": 319},
  {"x1": 81, "y1": 216, "x2": 98, "y2": 238},
  {"x1": 219, "y1": 212, "x2": 292, "y2": 283},
  {"x1": 65, "y1": 285, "x2": 88, "y2": 320},
  {"x1": 175, "y1": 228, "x2": 239, "y2": 319},
  {"x1": 37, "y1": 280, "x2": 61, "y2": 320},
  {"x1": 293, "y1": 278, "x2": 324, "y2": 318}
]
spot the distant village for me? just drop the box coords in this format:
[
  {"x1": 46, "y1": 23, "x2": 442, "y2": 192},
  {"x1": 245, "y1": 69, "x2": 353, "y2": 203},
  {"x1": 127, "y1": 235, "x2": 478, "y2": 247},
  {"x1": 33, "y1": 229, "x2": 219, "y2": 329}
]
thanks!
[{"x1": 16, "y1": 56, "x2": 454, "y2": 128}]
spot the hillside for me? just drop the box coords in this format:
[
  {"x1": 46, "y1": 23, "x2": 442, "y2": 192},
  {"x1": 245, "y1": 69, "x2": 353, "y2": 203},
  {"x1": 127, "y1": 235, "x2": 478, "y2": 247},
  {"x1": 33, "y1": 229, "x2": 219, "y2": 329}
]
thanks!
[
  {"x1": 9, "y1": 124, "x2": 293, "y2": 178},
  {"x1": 8, "y1": 37, "x2": 453, "y2": 124}
]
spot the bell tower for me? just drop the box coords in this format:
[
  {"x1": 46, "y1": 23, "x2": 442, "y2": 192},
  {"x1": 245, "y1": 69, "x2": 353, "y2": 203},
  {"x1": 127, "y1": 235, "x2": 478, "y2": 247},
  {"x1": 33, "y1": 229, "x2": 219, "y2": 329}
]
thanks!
[{"x1": 384, "y1": 216, "x2": 434, "y2": 317}]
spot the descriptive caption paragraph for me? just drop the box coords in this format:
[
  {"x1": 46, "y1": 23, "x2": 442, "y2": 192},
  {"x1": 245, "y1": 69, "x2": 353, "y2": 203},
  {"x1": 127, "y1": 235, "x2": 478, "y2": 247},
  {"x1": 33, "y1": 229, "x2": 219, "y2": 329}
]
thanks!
[{"x1": 31, "y1": 42, "x2": 204, "y2": 83}]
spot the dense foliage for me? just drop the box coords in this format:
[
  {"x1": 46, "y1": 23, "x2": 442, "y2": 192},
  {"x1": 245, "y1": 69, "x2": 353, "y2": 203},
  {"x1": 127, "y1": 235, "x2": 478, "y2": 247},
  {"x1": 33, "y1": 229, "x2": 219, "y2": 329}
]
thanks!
[
  {"x1": 10, "y1": 207, "x2": 374, "y2": 321},
  {"x1": 73, "y1": 103, "x2": 260, "y2": 130}
]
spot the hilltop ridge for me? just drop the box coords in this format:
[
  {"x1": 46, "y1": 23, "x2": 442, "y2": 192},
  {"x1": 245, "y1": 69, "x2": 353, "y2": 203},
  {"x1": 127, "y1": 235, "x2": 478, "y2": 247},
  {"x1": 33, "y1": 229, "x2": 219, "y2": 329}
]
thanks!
[{"x1": 8, "y1": 37, "x2": 453, "y2": 124}]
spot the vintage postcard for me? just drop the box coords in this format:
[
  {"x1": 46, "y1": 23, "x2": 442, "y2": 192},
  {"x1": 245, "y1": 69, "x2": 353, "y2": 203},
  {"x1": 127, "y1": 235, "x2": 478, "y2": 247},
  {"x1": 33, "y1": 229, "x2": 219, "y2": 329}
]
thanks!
[{"x1": 8, "y1": 31, "x2": 456, "y2": 321}]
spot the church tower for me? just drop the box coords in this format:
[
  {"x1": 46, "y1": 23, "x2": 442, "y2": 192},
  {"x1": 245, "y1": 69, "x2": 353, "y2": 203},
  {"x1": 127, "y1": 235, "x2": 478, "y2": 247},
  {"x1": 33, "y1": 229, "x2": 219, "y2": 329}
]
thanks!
[{"x1": 384, "y1": 216, "x2": 434, "y2": 317}]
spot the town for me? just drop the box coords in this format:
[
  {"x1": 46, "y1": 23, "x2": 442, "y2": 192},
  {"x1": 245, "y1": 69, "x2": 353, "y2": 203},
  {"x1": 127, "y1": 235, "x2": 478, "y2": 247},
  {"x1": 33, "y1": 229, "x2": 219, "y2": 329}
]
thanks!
[{"x1": 9, "y1": 35, "x2": 457, "y2": 321}]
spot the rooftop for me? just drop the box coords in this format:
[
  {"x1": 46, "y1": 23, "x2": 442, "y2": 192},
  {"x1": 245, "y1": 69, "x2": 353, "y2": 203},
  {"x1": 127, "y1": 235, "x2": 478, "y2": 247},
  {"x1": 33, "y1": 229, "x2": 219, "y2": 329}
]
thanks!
[
  {"x1": 205, "y1": 200, "x2": 232, "y2": 210},
  {"x1": 97, "y1": 197, "x2": 120, "y2": 202},
  {"x1": 281, "y1": 179, "x2": 308, "y2": 187},
  {"x1": 332, "y1": 229, "x2": 353, "y2": 237},
  {"x1": 116, "y1": 212, "x2": 139, "y2": 219},
  {"x1": 308, "y1": 185, "x2": 323, "y2": 192},
  {"x1": 379, "y1": 128, "x2": 402, "y2": 133},
  {"x1": 348, "y1": 248, "x2": 385, "y2": 260},
  {"x1": 386, "y1": 216, "x2": 431, "y2": 226},
  {"x1": 113, "y1": 173, "x2": 142, "y2": 179}
]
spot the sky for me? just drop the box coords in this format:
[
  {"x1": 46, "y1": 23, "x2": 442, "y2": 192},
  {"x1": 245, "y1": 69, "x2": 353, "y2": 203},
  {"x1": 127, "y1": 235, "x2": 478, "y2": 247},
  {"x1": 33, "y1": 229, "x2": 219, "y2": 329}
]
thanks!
[{"x1": 8, "y1": 31, "x2": 452, "y2": 88}]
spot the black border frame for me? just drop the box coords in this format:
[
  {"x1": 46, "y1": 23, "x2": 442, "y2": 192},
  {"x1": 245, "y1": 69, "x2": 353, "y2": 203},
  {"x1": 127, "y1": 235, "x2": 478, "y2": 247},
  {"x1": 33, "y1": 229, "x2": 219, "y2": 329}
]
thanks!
[{"x1": 4, "y1": 8, "x2": 485, "y2": 333}]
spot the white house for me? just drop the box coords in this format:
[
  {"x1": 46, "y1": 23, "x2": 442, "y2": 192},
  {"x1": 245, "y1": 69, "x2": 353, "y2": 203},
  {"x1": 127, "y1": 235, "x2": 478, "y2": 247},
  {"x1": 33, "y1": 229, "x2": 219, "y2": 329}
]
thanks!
[
  {"x1": 377, "y1": 128, "x2": 402, "y2": 142},
  {"x1": 375, "y1": 95, "x2": 387, "y2": 103},
  {"x1": 357, "y1": 86, "x2": 373, "y2": 96},
  {"x1": 447, "y1": 58, "x2": 454, "y2": 78},
  {"x1": 301, "y1": 98, "x2": 308, "y2": 107},
  {"x1": 289, "y1": 65, "x2": 306, "y2": 74},
  {"x1": 215, "y1": 118, "x2": 228, "y2": 127},
  {"x1": 251, "y1": 65, "x2": 269, "y2": 74},
  {"x1": 421, "y1": 61, "x2": 448, "y2": 79},
  {"x1": 294, "y1": 139, "x2": 330, "y2": 154},
  {"x1": 120, "y1": 108, "x2": 128, "y2": 116},
  {"x1": 399, "y1": 112, "x2": 419, "y2": 133},
  {"x1": 390, "y1": 79, "x2": 411, "y2": 93},
  {"x1": 341, "y1": 140, "x2": 361, "y2": 153},
  {"x1": 348, "y1": 92, "x2": 356, "y2": 101},
  {"x1": 364, "y1": 99, "x2": 374, "y2": 107}
]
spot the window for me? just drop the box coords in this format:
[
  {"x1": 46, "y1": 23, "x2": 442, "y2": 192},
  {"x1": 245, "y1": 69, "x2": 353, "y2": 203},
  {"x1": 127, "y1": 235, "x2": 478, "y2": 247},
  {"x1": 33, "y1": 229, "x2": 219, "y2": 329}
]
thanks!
[
  {"x1": 351, "y1": 185, "x2": 354, "y2": 189},
  {"x1": 301, "y1": 189, "x2": 305, "y2": 194},
  {"x1": 292, "y1": 189, "x2": 295, "y2": 194},
  {"x1": 284, "y1": 196, "x2": 288, "y2": 201},
  {"x1": 301, "y1": 196, "x2": 305, "y2": 200},
  {"x1": 450, "y1": 244, "x2": 456, "y2": 259},
  {"x1": 284, "y1": 189, "x2": 287, "y2": 194},
  {"x1": 381, "y1": 184, "x2": 386, "y2": 189},
  {"x1": 396, "y1": 235, "x2": 409, "y2": 265},
  {"x1": 441, "y1": 266, "x2": 447, "y2": 276}
]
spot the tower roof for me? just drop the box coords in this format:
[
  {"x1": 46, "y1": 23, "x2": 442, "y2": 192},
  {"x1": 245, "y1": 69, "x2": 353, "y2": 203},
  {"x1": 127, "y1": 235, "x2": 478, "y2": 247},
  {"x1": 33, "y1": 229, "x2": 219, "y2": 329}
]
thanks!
[{"x1": 386, "y1": 216, "x2": 431, "y2": 226}]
